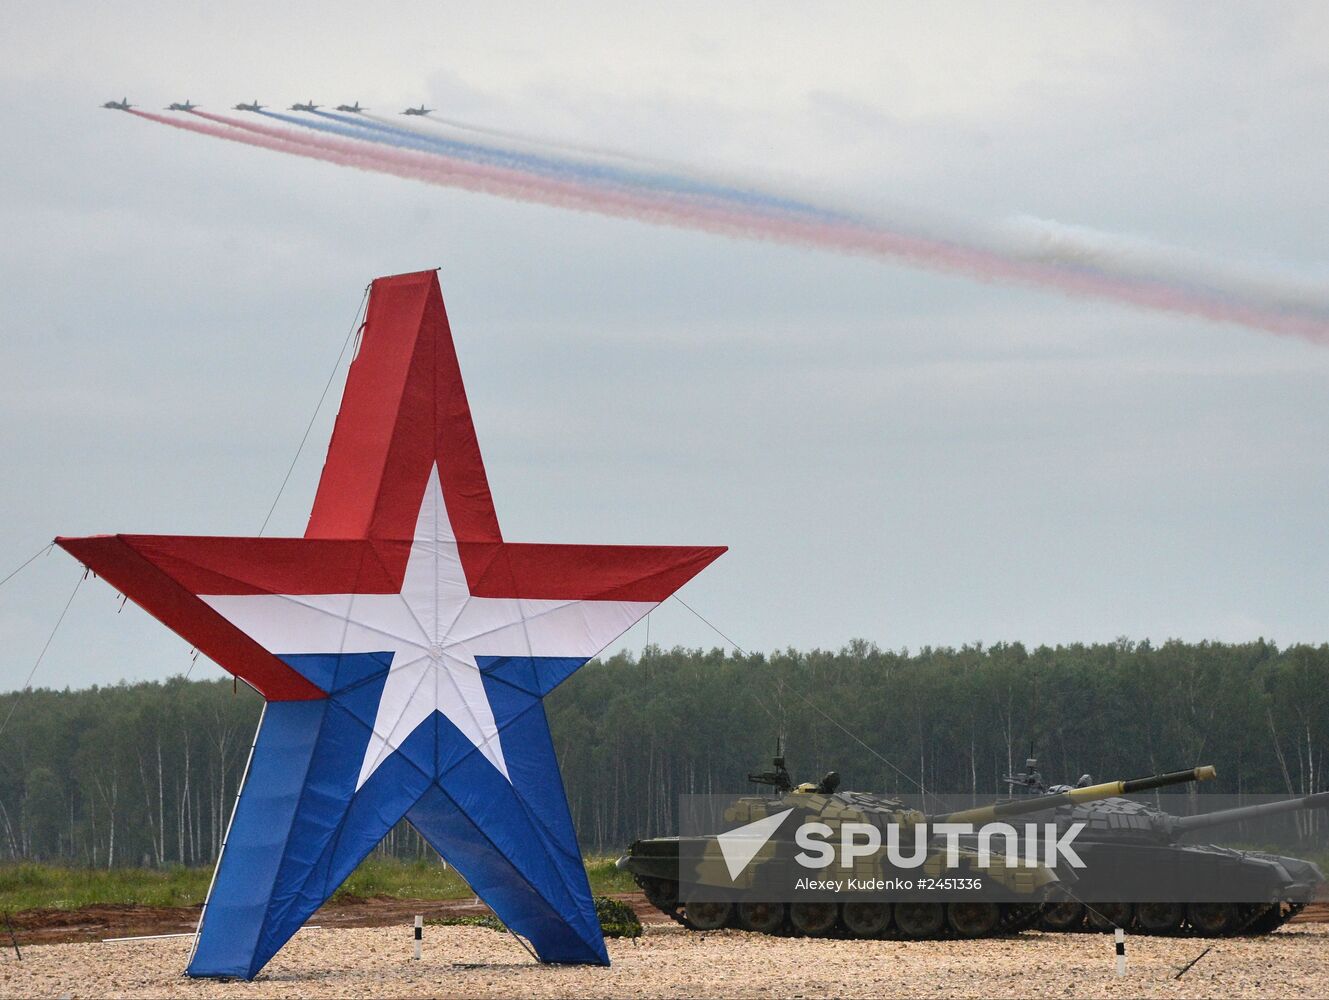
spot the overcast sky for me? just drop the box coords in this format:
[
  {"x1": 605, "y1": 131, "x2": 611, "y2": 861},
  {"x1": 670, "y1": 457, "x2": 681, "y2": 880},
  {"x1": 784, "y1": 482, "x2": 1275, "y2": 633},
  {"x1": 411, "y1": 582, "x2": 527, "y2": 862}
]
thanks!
[{"x1": 1, "y1": 2, "x2": 1327, "y2": 692}]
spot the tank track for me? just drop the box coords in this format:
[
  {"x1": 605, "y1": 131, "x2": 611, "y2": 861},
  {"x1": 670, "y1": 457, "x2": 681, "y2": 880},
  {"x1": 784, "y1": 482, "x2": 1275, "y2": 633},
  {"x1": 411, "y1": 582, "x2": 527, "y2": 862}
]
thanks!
[
  {"x1": 635, "y1": 875, "x2": 1043, "y2": 940},
  {"x1": 1037, "y1": 900, "x2": 1307, "y2": 937}
]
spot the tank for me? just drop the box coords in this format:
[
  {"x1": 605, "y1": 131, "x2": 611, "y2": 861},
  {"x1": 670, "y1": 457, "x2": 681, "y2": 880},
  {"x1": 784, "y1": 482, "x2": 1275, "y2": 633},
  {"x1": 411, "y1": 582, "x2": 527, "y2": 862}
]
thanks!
[
  {"x1": 618, "y1": 752, "x2": 1215, "y2": 940},
  {"x1": 1005, "y1": 759, "x2": 1329, "y2": 936}
]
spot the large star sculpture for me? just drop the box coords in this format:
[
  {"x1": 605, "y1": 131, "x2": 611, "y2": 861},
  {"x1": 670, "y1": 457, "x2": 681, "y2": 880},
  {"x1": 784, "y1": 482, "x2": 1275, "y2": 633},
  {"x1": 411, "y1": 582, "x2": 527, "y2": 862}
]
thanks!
[{"x1": 57, "y1": 271, "x2": 725, "y2": 980}]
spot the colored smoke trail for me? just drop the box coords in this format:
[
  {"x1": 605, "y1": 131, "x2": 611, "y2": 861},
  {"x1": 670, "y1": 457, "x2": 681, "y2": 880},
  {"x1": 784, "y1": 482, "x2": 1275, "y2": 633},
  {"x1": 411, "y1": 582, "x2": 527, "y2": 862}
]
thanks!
[
  {"x1": 133, "y1": 109, "x2": 1329, "y2": 343},
  {"x1": 1002, "y1": 216, "x2": 1329, "y2": 317},
  {"x1": 293, "y1": 110, "x2": 851, "y2": 224},
  {"x1": 326, "y1": 112, "x2": 1329, "y2": 326},
  {"x1": 379, "y1": 109, "x2": 664, "y2": 170}
]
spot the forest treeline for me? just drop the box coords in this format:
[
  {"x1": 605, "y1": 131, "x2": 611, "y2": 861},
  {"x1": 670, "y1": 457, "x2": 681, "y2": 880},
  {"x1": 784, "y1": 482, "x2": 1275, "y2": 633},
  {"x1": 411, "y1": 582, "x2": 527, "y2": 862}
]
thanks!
[{"x1": 0, "y1": 638, "x2": 1324, "y2": 864}]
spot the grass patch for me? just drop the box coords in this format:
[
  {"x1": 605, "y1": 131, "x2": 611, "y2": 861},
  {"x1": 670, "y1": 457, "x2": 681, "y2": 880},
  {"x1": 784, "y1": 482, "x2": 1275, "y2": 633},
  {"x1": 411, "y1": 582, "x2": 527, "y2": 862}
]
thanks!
[
  {"x1": 330, "y1": 858, "x2": 473, "y2": 902},
  {"x1": 0, "y1": 854, "x2": 637, "y2": 913},
  {"x1": 586, "y1": 857, "x2": 637, "y2": 894},
  {"x1": 0, "y1": 864, "x2": 212, "y2": 911}
]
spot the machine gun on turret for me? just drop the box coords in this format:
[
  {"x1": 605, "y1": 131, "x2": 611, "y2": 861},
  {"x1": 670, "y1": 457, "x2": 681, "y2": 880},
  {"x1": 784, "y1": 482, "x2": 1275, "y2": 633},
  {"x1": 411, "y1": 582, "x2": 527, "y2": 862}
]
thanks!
[{"x1": 747, "y1": 741, "x2": 793, "y2": 793}]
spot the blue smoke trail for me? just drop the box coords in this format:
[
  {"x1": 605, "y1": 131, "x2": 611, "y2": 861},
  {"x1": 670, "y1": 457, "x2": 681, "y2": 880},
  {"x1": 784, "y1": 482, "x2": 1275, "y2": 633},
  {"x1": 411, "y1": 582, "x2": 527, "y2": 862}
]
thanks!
[
  {"x1": 277, "y1": 111, "x2": 1252, "y2": 309},
  {"x1": 261, "y1": 109, "x2": 855, "y2": 226},
  {"x1": 162, "y1": 109, "x2": 1329, "y2": 342},
  {"x1": 316, "y1": 109, "x2": 847, "y2": 222}
]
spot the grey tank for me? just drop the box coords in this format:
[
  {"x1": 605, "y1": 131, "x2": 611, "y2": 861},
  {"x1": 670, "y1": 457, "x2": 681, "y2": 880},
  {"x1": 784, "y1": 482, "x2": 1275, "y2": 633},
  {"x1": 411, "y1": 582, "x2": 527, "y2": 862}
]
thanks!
[{"x1": 1006, "y1": 759, "x2": 1328, "y2": 936}]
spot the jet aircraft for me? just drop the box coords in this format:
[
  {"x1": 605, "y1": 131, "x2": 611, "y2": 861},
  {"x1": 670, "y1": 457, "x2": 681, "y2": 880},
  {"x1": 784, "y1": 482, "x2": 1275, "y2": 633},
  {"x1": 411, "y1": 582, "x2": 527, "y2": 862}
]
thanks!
[
  {"x1": 234, "y1": 99, "x2": 264, "y2": 112},
  {"x1": 166, "y1": 100, "x2": 198, "y2": 111},
  {"x1": 335, "y1": 101, "x2": 367, "y2": 113},
  {"x1": 402, "y1": 104, "x2": 432, "y2": 116},
  {"x1": 289, "y1": 100, "x2": 320, "y2": 112},
  {"x1": 102, "y1": 97, "x2": 132, "y2": 111}
]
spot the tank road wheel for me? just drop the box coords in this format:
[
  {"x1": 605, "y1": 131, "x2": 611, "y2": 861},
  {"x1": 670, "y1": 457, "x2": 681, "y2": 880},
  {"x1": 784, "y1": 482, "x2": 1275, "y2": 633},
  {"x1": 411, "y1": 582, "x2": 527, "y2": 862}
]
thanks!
[
  {"x1": 842, "y1": 902, "x2": 892, "y2": 938},
  {"x1": 1244, "y1": 903, "x2": 1291, "y2": 935},
  {"x1": 1186, "y1": 902, "x2": 1238, "y2": 936},
  {"x1": 894, "y1": 902, "x2": 946, "y2": 939},
  {"x1": 1039, "y1": 900, "x2": 1085, "y2": 931},
  {"x1": 685, "y1": 901, "x2": 733, "y2": 931},
  {"x1": 1001, "y1": 903, "x2": 1043, "y2": 933},
  {"x1": 1135, "y1": 902, "x2": 1184, "y2": 934},
  {"x1": 1086, "y1": 902, "x2": 1133, "y2": 931},
  {"x1": 641, "y1": 877, "x2": 679, "y2": 911},
  {"x1": 946, "y1": 902, "x2": 1001, "y2": 938},
  {"x1": 737, "y1": 901, "x2": 787, "y2": 934},
  {"x1": 789, "y1": 901, "x2": 839, "y2": 937}
]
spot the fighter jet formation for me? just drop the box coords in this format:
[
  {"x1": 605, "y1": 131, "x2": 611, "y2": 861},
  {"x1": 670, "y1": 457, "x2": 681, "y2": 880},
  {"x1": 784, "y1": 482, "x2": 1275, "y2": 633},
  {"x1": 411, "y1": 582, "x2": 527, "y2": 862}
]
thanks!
[
  {"x1": 106, "y1": 96, "x2": 436, "y2": 117},
  {"x1": 98, "y1": 91, "x2": 1329, "y2": 344}
]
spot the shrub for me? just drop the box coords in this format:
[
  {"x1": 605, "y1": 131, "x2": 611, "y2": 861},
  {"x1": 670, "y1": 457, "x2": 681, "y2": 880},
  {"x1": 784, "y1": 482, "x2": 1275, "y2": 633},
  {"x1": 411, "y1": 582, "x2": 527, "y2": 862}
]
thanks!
[
  {"x1": 428, "y1": 897, "x2": 642, "y2": 939},
  {"x1": 595, "y1": 894, "x2": 642, "y2": 939}
]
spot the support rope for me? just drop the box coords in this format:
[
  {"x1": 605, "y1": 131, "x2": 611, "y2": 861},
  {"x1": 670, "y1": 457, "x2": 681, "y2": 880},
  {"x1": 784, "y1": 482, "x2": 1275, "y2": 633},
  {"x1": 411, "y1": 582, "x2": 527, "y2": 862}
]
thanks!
[
  {"x1": 258, "y1": 285, "x2": 370, "y2": 535},
  {"x1": 0, "y1": 572, "x2": 83, "y2": 741},
  {"x1": 669, "y1": 594, "x2": 936, "y2": 803},
  {"x1": 0, "y1": 543, "x2": 53, "y2": 595}
]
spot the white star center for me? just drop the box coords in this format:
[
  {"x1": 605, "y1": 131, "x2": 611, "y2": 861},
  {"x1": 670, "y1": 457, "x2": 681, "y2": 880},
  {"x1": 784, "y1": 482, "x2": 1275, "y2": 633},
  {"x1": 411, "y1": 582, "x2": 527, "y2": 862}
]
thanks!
[{"x1": 199, "y1": 467, "x2": 656, "y2": 789}]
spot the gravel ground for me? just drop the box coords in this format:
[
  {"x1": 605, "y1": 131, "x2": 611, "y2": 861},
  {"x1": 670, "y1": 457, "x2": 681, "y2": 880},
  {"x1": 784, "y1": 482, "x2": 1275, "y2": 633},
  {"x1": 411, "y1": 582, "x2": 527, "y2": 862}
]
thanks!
[{"x1": 1, "y1": 921, "x2": 1324, "y2": 999}]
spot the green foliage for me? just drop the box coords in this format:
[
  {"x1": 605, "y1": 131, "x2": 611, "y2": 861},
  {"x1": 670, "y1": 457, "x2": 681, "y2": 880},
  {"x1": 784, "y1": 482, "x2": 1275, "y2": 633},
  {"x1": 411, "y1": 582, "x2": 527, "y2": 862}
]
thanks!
[
  {"x1": 550, "y1": 638, "x2": 1329, "y2": 851},
  {"x1": 584, "y1": 857, "x2": 636, "y2": 894},
  {"x1": 0, "y1": 863, "x2": 210, "y2": 911},
  {"x1": 22, "y1": 768, "x2": 64, "y2": 861},
  {"x1": 330, "y1": 857, "x2": 472, "y2": 902},
  {"x1": 0, "y1": 855, "x2": 649, "y2": 912},
  {"x1": 594, "y1": 894, "x2": 642, "y2": 938},
  {"x1": 426, "y1": 898, "x2": 641, "y2": 939},
  {"x1": 0, "y1": 640, "x2": 1326, "y2": 867}
]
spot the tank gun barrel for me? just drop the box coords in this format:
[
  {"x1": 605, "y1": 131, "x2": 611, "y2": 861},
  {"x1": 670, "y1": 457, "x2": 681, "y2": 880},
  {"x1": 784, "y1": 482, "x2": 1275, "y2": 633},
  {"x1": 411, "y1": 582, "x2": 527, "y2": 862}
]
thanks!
[
  {"x1": 930, "y1": 766, "x2": 1217, "y2": 825},
  {"x1": 1171, "y1": 789, "x2": 1329, "y2": 835}
]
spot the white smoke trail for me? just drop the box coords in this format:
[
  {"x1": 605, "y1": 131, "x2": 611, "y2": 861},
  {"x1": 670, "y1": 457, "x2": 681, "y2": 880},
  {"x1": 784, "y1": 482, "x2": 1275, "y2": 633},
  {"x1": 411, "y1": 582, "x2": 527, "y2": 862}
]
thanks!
[
  {"x1": 1000, "y1": 215, "x2": 1329, "y2": 314},
  {"x1": 364, "y1": 113, "x2": 1329, "y2": 325},
  {"x1": 142, "y1": 110, "x2": 1329, "y2": 343}
]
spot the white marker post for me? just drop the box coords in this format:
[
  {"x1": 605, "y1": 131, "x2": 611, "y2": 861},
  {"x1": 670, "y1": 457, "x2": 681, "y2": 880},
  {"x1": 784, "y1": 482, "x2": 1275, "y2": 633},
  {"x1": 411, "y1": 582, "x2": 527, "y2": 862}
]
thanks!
[
  {"x1": 1114, "y1": 927, "x2": 1127, "y2": 976},
  {"x1": 414, "y1": 915, "x2": 423, "y2": 960}
]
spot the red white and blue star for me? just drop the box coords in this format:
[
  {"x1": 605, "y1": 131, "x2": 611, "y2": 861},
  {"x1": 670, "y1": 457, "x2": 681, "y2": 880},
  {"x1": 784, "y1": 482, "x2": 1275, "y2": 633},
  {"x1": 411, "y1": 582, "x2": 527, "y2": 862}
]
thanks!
[{"x1": 57, "y1": 270, "x2": 725, "y2": 979}]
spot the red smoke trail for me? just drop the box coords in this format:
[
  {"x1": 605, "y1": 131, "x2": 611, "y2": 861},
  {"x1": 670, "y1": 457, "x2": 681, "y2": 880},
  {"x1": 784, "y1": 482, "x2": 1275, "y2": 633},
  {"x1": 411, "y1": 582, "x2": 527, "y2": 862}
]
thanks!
[{"x1": 136, "y1": 110, "x2": 1329, "y2": 344}]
